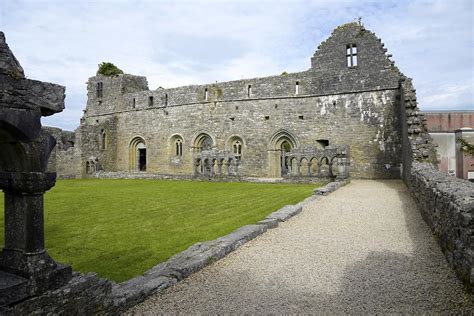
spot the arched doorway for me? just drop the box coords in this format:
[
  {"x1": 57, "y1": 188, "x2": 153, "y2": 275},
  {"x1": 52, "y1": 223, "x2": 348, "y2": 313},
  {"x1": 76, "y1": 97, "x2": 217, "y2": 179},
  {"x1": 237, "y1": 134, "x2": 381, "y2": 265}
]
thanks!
[
  {"x1": 280, "y1": 140, "x2": 292, "y2": 176},
  {"x1": 130, "y1": 137, "x2": 147, "y2": 171},
  {"x1": 267, "y1": 130, "x2": 299, "y2": 177},
  {"x1": 193, "y1": 132, "x2": 215, "y2": 153}
]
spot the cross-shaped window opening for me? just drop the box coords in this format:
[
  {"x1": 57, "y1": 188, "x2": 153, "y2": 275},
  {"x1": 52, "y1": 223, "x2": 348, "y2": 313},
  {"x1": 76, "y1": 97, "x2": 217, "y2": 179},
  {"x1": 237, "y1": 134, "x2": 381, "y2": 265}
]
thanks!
[{"x1": 346, "y1": 44, "x2": 358, "y2": 67}]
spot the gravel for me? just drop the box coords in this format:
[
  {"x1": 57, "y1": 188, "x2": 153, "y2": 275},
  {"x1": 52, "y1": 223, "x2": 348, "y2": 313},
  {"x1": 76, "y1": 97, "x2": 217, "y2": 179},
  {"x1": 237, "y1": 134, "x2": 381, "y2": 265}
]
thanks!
[{"x1": 126, "y1": 180, "x2": 473, "y2": 314}]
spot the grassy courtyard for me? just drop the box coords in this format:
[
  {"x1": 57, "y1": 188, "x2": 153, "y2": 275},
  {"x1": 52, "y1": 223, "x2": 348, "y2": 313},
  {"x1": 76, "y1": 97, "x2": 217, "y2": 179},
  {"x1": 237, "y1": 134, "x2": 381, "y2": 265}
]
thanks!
[{"x1": 0, "y1": 179, "x2": 318, "y2": 282}]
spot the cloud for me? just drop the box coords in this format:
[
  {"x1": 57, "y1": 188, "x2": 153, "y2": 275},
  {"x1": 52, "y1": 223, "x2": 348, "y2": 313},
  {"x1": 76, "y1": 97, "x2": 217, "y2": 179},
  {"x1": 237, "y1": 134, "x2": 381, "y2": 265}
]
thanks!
[{"x1": 1, "y1": 0, "x2": 472, "y2": 130}]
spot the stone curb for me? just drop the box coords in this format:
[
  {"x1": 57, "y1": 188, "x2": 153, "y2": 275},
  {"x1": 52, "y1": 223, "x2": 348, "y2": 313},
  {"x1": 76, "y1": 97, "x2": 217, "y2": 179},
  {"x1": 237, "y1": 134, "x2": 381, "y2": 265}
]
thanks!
[
  {"x1": 109, "y1": 181, "x2": 348, "y2": 313},
  {"x1": 314, "y1": 179, "x2": 350, "y2": 195}
]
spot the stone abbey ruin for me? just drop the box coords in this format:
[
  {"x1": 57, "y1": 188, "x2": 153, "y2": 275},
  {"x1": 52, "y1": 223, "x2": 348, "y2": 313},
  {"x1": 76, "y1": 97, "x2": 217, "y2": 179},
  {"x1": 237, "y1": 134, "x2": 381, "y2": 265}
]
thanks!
[
  {"x1": 0, "y1": 22, "x2": 472, "y2": 313},
  {"x1": 64, "y1": 22, "x2": 417, "y2": 180}
]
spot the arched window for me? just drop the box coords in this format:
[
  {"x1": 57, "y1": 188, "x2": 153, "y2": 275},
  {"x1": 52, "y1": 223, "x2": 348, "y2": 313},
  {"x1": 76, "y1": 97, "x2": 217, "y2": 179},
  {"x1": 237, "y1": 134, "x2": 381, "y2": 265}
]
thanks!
[
  {"x1": 175, "y1": 139, "x2": 183, "y2": 156},
  {"x1": 233, "y1": 140, "x2": 242, "y2": 161},
  {"x1": 100, "y1": 129, "x2": 107, "y2": 150},
  {"x1": 193, "y1": 133, "x2": 214, "y2": 153}
]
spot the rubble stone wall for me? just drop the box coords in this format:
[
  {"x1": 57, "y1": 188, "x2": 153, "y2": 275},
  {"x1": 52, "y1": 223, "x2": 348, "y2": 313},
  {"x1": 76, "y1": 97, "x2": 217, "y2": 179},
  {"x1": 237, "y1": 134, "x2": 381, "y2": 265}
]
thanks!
[
  {"x1": 400, "y1": 78, "x2": 473, "y2": 292},
  {"x1": 44, "y1": 126, "x2": 78, "y2": 179},
  {"x1": 79, "y1": 22, "x2": 403, "y2": 179}
]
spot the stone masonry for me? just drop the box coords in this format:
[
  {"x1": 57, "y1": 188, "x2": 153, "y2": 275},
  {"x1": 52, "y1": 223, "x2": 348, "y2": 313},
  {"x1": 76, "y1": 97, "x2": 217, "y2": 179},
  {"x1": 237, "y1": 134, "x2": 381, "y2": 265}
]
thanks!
[
  {"x1": 398, "y1": 72, "x2": 474, "y2": 291},
  {"x1": 77, "y1": 22, "x2": 403, "y2": 180},
  {"x1": 0, "y1": 31, "x2": 113, "y2": 314}
]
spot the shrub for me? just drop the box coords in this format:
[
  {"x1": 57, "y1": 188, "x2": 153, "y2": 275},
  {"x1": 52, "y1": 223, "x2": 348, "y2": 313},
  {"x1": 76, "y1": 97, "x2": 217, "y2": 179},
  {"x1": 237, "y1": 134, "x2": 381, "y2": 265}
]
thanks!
[{"x1": 97, "y1": 62, "x2": 124, "y2": 76}]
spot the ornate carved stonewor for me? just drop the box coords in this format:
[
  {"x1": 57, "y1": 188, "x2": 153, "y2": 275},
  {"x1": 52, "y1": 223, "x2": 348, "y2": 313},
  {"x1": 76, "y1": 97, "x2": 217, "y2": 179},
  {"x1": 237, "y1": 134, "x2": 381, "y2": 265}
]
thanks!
[
  {"x1": 194, "y1": 149, "x2": 241, "y2": 177},
  {"x1": 0, "y1": 32, "x2": 72, "y2": 305},
  {"x1": 283, "y1": 144, "x2": 350, "y2": 179}
]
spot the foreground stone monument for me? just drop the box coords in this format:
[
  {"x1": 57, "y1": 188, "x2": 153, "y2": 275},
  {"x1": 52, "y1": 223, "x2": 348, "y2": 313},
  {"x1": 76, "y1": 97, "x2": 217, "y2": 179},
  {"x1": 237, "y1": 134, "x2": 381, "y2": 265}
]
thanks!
[{"x1": 0, "y1": 31, "x2": 72, "y2": 305}]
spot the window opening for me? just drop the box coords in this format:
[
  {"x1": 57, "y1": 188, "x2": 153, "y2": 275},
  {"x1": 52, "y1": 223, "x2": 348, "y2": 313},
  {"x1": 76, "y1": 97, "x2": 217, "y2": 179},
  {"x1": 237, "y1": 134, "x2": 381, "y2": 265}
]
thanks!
[
  {"x1": 175, "y1": 139, "x2": 183, "y2": 156},
  {"x1": 247, "y1": 85, "x2": 252, "y2": 98},
  {"x1": 295, "y1": 81, "x2": 299, "y2": 95},
  {"x1": 148, "y1": 96, "x2": 154, "y2": 107},
  {"x1": 346, "y1": 44, "x2": 358, "y2": 67},
  {"x1": 96, "y1": 82, "x2": 103, "y2": 98},
  {"x1": 317, "y1": 139, "x2": 329, "y2": 148},
  {"x1": 205, "y1": 88, "x2": 208, "y2": 101},
  {"x1": 233, "y1": 140, "x2": 242, "y2": 161},
  {"x1": 101, "y1": 129, "x2": 106, "y2": 150}
]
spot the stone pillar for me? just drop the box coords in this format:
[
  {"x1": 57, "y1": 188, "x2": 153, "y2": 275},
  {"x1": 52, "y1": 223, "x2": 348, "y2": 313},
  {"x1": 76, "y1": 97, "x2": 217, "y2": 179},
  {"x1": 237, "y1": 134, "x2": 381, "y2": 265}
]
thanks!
[
  {"x1": 225, "y1": 161, "x2": 231, "y2": 176},
  {"x1": 296, "y1": 161, "x2": 301, "y2": 177},
  {"x1": 0, "y1": 31, "x2": 71, "y2": 304},
  {"x1": 307, "y1": 162, "x2": 312, "y2": 176},
  {"x1": 194, "y1": 160, "x2": 200, "y2": 175},
  {"x1": 210, "y1": 160, "x2": 214, "y2": 176},
  {"x1": 0, "y1": 172, "x2": 71, "y2": 297},
  {"x1": 336, "y1": 157, "x2": 349, "y2": 179},
  {"x1": 235, "y1": 160, "x2": 240, "y2": 176},
  {"x1": 217, "y1": 161, "x2": 223, "y2": 176},
  {"x1": 281, "y1": 154, "x2": 286, "y2": 176}
]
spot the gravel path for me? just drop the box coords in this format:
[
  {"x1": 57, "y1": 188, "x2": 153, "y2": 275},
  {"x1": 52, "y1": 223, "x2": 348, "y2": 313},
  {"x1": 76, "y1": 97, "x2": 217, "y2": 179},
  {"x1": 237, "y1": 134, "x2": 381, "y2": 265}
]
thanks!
[{"x1": 127, "y1": 180, "x2": 473, "y2": 314}]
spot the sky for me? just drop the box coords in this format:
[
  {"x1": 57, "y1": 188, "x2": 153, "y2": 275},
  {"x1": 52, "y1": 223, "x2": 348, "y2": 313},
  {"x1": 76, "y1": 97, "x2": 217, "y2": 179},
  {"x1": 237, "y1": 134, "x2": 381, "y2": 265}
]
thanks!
[{"x1": 1, "y1": 0, "x2": 473, "y2": 131}]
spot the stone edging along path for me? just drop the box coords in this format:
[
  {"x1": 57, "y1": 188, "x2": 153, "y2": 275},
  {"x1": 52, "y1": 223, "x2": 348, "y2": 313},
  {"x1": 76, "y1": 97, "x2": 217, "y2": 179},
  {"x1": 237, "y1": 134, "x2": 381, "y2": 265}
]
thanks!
[{"x1": 108, "y1": 180, "x2": 350, "y2": 313}]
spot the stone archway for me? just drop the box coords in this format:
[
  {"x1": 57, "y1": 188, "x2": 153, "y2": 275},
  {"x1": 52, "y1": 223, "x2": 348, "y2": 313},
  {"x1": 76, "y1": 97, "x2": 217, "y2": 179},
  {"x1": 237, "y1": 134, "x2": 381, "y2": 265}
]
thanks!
[
  {"x1": 192, "y1": 132, "x2": 215, "y2": 153},
  {"x1": 130, "y1": 136, "x2": 147, "y2": 171},
  {"x1": 267, "y1": 130, "x2": 299, "y2": 177}
]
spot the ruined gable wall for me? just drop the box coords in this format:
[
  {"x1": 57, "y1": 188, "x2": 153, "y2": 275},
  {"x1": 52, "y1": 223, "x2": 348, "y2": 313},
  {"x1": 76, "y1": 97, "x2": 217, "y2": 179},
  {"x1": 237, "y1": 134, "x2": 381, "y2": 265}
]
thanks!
[{"x1": 79, "y1": 22, "x2": 403, "y2": 178}]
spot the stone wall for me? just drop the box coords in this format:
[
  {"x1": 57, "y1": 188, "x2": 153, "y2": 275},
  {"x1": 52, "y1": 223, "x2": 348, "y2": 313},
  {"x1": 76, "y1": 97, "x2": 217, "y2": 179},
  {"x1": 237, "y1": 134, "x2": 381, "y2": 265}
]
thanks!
[
  {"x1": 82, "y1": 88, "x2": 402, "y2": 179},
  {"x1": 44, "y1": 126, "x2": 78, "y2": 179},
  {"x1": 405, "y1": 162, "x2": 474, "y2": 291},
  {"x1": 0, "y1": 273, "x2": 112, "y2": 315},
  {"x1": 400, "y1": 77, "x2": 473, "y2": 292},
  {"x1": 79, "y1": 22, "x2": 403, "y2": 179}
]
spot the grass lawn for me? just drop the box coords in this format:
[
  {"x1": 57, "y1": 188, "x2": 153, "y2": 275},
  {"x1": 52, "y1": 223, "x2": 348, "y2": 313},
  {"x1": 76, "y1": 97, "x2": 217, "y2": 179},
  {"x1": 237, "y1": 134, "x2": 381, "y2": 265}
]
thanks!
[{"x1": 0, "y1": 179, "x2": 319, "y2": 282}]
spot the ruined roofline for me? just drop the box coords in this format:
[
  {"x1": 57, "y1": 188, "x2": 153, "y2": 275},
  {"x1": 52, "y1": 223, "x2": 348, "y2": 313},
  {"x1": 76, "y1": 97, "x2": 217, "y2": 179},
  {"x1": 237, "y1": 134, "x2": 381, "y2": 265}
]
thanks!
[
  {"x1": 88, "y1": 68, "x2": 311, "y2": 93},
  {"x1": 88, "y1": 21, "x2": 402, "y2": 95},
  {"x1": 422, "y1": 110, "x2": 474, "y2": 114}
]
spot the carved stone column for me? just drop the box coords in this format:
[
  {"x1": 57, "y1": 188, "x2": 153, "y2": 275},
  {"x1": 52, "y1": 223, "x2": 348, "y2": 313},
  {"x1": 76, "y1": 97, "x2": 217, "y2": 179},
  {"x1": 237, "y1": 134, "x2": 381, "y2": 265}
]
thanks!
[
  {"x1": 0, "y1": 31, "x2": 71, "y2": 304},
  {"x1": 337, "y1": 157, "x2": 349, "y2": 179},
  {"x1": 217, "y1": 161, "x2": 223, "y2": 176},
  {"x1": 328, "y1": 162, "x2": 334, "y2": 178},
  {"x1": 0, "y1": 172, "x2": 71, "y2": 297}
]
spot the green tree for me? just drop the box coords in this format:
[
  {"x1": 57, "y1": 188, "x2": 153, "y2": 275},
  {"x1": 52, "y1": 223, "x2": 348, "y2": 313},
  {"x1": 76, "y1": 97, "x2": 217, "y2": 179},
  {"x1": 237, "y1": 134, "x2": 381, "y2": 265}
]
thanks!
[
  {"x1": 457, "y1": 137, "x2": 474, "y2": 157},
  {"x1": 97, "y1": 62, "x2": 124, "y2": 76}
]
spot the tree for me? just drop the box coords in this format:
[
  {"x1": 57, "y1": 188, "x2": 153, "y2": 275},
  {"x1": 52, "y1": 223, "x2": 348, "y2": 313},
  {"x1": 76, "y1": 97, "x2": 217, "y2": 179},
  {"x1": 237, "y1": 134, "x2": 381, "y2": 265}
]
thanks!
[
  {"x1": 96, "y1": 62, "x2": 124, "y2": 76},
  {"x1": 457, "y1": 137, "x2": 474, "y2": 157}
]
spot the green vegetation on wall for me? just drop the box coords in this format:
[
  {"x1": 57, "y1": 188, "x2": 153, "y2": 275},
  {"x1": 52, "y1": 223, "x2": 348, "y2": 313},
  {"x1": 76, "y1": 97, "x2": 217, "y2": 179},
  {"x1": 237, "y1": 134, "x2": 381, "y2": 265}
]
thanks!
[
  {"x1": 457, "y1": 137, "x2": 474, "y2": 157},
  {"x1": 97, "y1": 62, "x2": 124, "y2": 76}
]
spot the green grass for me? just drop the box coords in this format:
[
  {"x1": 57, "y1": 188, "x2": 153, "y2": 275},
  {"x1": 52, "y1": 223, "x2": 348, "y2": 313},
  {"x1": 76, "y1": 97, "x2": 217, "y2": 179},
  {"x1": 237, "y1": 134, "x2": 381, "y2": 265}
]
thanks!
[{"x1": 0, "y1": 179, "x2": 319, "y2": 282}]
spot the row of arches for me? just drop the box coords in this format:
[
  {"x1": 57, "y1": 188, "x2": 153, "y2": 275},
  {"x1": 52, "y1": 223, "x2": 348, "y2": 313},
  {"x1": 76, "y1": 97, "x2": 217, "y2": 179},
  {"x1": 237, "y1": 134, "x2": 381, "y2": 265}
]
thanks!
[
  {"x1": 127, "y1": 133, "x2": 245, "y2": 172},
  {"x1": 96, "y1": 129, "x2": 348, "y2": 178},
  {"x1": 195, "y1": 157, "x2": 240, "y2": 177}
]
